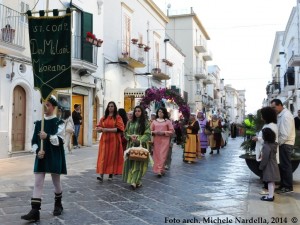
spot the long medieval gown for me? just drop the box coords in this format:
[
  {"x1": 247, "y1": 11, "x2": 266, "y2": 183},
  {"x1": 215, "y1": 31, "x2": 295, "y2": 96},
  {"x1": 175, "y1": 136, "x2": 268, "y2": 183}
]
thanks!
[
  {"x1": 150, "y1": 119, "x2": 174, "y2": 174},
  {"x1": 122, "y1": 119, "x2": 151, "y2": 185},
  {"x1": 184, "y1": 120, "x2": 200, "y2": 162},
  {"x1": 96, "y1": 115, "x2": 125, "y2": 175}
]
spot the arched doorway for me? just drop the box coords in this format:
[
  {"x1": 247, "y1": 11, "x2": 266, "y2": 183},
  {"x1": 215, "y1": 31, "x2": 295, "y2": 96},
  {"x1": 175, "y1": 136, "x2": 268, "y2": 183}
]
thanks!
[{"x1": 12, "y1": 85, "x2": 26, "y2": 151}]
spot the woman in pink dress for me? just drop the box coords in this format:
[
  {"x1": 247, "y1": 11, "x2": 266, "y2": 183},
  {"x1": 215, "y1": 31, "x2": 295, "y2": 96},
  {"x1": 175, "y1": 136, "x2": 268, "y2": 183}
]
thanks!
[{"x1": 150, "y1": 107, "x2": 174, "y2": 177}]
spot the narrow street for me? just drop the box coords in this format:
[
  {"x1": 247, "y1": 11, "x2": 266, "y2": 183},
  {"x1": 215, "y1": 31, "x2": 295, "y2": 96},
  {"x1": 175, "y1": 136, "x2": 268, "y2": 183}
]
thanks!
[{"x1": 0, "y1": 137, "x2": 299, "y2": 225}]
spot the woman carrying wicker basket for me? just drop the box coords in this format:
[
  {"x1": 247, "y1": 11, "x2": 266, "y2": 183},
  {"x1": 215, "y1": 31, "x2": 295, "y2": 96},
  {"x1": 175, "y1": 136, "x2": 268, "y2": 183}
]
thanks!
[{"x1": 123, "y1": 105, "x2": 151, "y2": 190}]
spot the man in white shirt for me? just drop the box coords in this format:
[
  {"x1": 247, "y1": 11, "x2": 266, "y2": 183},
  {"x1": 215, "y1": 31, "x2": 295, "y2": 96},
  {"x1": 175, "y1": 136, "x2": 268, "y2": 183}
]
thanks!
[{"x1": 270, "y1": 99, "x2": 295, "y2": 194}]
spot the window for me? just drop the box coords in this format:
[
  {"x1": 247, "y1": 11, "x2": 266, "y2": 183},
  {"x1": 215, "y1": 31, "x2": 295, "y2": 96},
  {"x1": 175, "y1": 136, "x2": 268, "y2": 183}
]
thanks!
[
  {"x1": 122, "y1": 13, "x2": 131, "y2": 54},
  {"x1": 121, "y1": 3, "x2": 133, "y2": 55},
  {"x1": 154, "y1": 41, "x2": 160, "y2": 68},
  {"x1": 20, "y1": 1, "x2": 29, "y2": 23}
]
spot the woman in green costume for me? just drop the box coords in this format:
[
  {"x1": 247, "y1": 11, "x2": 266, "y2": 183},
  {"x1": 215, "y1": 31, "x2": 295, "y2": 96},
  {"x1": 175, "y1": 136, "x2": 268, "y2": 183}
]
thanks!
[{"x1": 123, "y1": 105, "x2": 151, "y2": 190}]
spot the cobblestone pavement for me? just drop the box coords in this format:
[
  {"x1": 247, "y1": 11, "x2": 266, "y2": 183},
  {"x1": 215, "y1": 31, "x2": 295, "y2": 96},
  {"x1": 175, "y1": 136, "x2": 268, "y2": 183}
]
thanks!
[{"x1": 0, "y1": 137, "x2": 300, "y2": 225}]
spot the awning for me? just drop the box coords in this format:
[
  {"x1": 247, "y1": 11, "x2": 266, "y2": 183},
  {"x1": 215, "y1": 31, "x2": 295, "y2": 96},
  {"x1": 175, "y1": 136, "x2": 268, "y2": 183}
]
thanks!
[{"x1": 124, "y1": 88, "x2": 147, "y2": 98}]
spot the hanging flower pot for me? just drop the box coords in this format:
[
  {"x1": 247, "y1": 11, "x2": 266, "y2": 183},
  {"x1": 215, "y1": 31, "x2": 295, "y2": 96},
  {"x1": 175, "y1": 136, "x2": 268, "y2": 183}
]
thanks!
[
  {"x1": 131, "y1": 38, "x2": 138, "y2": 44},
  {"x1": 138, "y1": 43, "x2": 144, "y2": 48}
]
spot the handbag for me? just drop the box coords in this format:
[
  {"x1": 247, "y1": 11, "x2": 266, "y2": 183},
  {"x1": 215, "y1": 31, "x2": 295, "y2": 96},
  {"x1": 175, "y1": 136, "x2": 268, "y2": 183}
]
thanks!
[{"x1": 65, "y1": 120, "x2": 74, "y2": 133}]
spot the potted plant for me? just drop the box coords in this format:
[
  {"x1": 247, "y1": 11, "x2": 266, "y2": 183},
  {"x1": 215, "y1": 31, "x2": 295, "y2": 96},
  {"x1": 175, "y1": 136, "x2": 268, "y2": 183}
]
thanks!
[
  {"x1": 122, "y1": 52, "x2": 129, "y2": 57},
  {"x1": 138, "y1": 43, "x2": 144, "y2": 48},
  {"x1": 167, "y1": 61, "x2": 174, "y2": 67},
  {"x1": 96, "y1": 39, "x2": 103, "y2": 47},
  {"x1": 144, "y1": 45, "x2": 151, "y2": 52},
  {"x1": 151, "y1": 68, "x2": 161, "y2": 73},
  {"x1": 1, "y1": 24, "x2": 15, "y2": 43},
  {"x1": 86, "y1": 32, "x2": 95, "y2": 44},
  {"x1": 131, "y1": 38, "x2": 138, "y2": 44}
]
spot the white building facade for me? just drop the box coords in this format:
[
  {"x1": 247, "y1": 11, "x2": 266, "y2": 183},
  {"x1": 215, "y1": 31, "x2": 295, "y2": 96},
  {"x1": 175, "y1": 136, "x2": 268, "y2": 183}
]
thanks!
[
  {"x1": 103, "y1": 0, "x2": 185, "y2": 116},
  {"x1": 267, "y1": 3, "x2": 300, "y2": 115}
]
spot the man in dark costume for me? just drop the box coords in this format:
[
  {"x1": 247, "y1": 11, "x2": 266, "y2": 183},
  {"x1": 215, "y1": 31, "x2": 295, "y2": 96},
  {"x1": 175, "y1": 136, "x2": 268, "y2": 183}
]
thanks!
[{"x1": 21, "y1": 95, "x2": 67, "y2": 222}]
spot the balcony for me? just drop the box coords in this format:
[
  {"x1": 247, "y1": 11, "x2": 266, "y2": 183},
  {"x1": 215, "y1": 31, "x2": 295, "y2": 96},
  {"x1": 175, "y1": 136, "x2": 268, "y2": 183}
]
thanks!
[
  {"x1": 203, "y1": 75, "x2": 215, "y2": 84},
  {"x1": 150, "y1": 59, "x2": 172, "y2": 80},
  {"x1": 288, "y1": 51, "x2": 300, "y2": 67},
  {"x1": 283, "y1": 67, "x2": 295, "y2": 91},
  {"x1": 266, "y1": 82, "x2": 281, "y2": 96},
  {"x1": 203, "y1": 50, "x2": 213, "y2": 61},
  {"x1": 0, "y1": 4, "x2": 26, "y2": 54},
  {"x1": 72, "y1": 35, "x2": 98, "y2": 73},
  {"x1": 194, "y1": 39, "x2": 207, "y2": 53},
  {"x1": 194, "y1": 67, "x2": 207, "y2": 79},
  {"x1": 118, "y1": 41, "x2": 146, "y2": 68}
]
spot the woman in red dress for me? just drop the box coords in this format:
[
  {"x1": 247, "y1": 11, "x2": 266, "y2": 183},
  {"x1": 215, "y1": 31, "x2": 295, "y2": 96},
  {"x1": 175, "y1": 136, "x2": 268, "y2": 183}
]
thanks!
[{"x1": 95, "y1": 101, "x2": 125, "y2": 181}]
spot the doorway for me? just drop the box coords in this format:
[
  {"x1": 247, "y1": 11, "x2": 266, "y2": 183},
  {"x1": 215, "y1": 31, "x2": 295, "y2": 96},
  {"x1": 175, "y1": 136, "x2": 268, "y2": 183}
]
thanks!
[
  {"x1": 93, "y1": 97, "x2": 99, "y2": 143},
  {"x1": 72, "y1": 95, "x2": 84, "y2": 145},
  {"x1": 12, "y1": 85, "x2": 26, "y2": 151}
]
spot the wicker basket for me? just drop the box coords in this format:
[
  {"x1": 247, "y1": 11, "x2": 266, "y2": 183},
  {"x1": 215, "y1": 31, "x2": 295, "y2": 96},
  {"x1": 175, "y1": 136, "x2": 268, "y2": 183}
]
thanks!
[{"x1": 128, "y1": 147, "x2": 149, "y2": 161}]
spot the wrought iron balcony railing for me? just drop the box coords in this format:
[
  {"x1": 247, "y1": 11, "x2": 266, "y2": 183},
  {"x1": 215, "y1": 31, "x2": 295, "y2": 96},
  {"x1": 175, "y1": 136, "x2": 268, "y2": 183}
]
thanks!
[{"x1": 0, "y1": 3, "x2": 25, "y2": 48}]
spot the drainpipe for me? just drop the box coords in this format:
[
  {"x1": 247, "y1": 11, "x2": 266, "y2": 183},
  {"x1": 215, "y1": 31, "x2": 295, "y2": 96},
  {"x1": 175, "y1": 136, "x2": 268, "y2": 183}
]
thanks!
[
  {"x1": 147, "y1": 21, "x2": 150, "y2": 88},
  {"x1": 164, "y1": 38, "x2": 170, "y2": 88}
]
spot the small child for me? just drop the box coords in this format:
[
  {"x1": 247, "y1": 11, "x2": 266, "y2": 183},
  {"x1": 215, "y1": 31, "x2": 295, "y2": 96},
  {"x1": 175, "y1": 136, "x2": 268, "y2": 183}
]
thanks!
[{"x1": 259, "y1": 128, "x2": 280, "y2": 201}]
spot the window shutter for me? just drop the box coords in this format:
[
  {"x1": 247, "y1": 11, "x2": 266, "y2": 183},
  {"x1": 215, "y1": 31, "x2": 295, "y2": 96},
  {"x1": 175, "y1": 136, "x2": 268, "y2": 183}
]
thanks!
[{"x1": 81, "y1": 11, "x2": 93, "y2": 63}]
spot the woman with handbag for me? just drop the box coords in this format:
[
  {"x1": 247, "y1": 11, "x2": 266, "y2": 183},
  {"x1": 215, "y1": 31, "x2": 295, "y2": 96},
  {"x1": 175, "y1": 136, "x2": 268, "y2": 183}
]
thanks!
[
  {"x1": 95, "y1": 101, "x2": 125, "y2": 182},
  {"x1": 63, "y1": 110, "x2": 74, "y2": 154},
  {"x1": 123, "y1": 105, "x2": 151, "y2": 190},
  {"x1": 150, "y1": 107, "x2": 174, "y2": 177}
]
